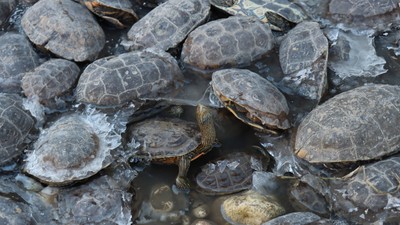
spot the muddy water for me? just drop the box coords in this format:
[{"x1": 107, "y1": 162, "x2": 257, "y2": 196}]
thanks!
[{"x1": 2, "y1": 1, "x2": 400, "y2": 225}]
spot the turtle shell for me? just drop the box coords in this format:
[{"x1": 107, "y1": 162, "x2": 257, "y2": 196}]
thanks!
[
  {"x1": 181, "y1": 16, "x2": 274, "y2": 72},
  {"x1": 75, "y1": 48, "x2": 183, "y2": 107},
  {"x1": 21, "y1": 0, "x2": 105, "y2": 62},
  {"x1": 295, "y1": 84, "x2": 400, "y2": 164},
  {"x1": 24, "y1": 113, "x2": 118, "y2": 185},
  {"x1": 0, "y1": 32, "x2": 41, "y2": 93},
  {"x1": 0, "y1": 93, "x2": 35, "y2": 166},
  {"x1": 211, "y1": 68, "x2": 290, "y2": 131},
  {"x1": 264, "y1": 212, "x2": 321, "y2": 225},
  {"x1": 0, "y1": 0, "x2": 16, "y2": 26},
  {"x1": 126, "y1": 117, "x2": 201, "y2": 161},
  {"x1": 21, "y1": 58, "x2": 80, "y2": 104},
  {"x1": 83, "y1": 0, "x2": 138, "y2": 28},
  {"x1": 329, "y1": 0, "x2": 398, "y2": 18},
  {"x1": 127, "y1": 0, "x2": 210, "y2": 51}
]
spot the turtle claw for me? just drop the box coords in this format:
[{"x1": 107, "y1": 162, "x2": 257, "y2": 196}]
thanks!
[{"x1": 176, "y1": 176, "x2": 190, "y2": 190}]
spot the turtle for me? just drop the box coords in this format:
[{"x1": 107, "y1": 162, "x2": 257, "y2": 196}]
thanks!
[
  {"x1": 21, "y1": 58, "x2": 80, "y2": 106},
  {"x1": 0, "y1": 0, "x2": 17, "y2": 27},
  {"x1": 24, "y1": 111, "x2": 122, "y2": 185},
  {"x1": 263, "y1": 212, "x2": 322, "y2": 225},
  {"x1": 181, "y1": 16, "x2": 274, "y2": 73},
  {"x1": 294, "y1": 84, "x2": 400, "y2": 166},
  {"x1": 329, "y1": 156, "x2": 400, "y2": 224},
  {"x1": 126, "y1": 0, "x2": 210, "y2": 51},
  {"x1": 195, "y1": 151, "x2": 268, "y2": 195},
  {"x1": 0, "y1": 195, "x2": 35, "y2": 224},
  {"x1": 75, "y1": 48, "x2": 184, "y2": 108},
  {"x1": 0, "y1": 93, "x2": 35, "y2": 166},
  {"x1": 82, "y1": 0, "x2": 138, "y2": 28},
  {"x1": 220, "y1": 190, "x2": 286, "y2": 225},
  {"x1": 0, "y1": 32, "x2": 41, "y2": 93},
  {"x1": 126, "y1": 104, "x2": 217, "y2": 189},
  {"x1": 278, "y1": 21, "x2": 329, "y2": 101},
  {"x1": 210, "y1": 68, "x2": 290, "y2": 134},
  {"x1": 210, "y1": 0, "x2": 307, "y2": 31},
  {"x1": 21, "y1": 0, "x2": 105, "y2": 62}
]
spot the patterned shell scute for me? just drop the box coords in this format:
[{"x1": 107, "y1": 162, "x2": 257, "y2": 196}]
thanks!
[
  {"x1": 279, "y1": 21, "x2": 328, "y2": 75},
  {"x1": 127, "y1": 0, "x2": 210, "y2": 51},
  {"x1": 0, "y1": 93, "x2": 35, "y2": 166},
  {"x1": 211, "y1": 68, "x2": 290, "y2": 130},
  {"x1": 76, "y1": 48, "x2": 183, "y2": 107},
  {"x1": 181, "y1": 16, "x2": 274, "y2": 71},
  {"x1": 22, "y1": 59, "x2": 80, "y2": 102},
  {"x1": 329, "y1": 0, "x2": 399, "y2": 18},
  {"x1": 295, "y1": 84, "x2": 400, "y2": 163},
  {"x1": 0, "y1": 33, "x2": 40, "y2": 93},
  {"x1": 24, "y1": 115, "x2": 113, "y2": 185},
  {"x1": 330, "y1": 156, "x2": 400, "y2": 223},
  {"x1": 127, "y1": 118, "x2": 201, "y2": 159},
  {"x1": 21, "y1": 0, "x2": 105, "y2": 62}
]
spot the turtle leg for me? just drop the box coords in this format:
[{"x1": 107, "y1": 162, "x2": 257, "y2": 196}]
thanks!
[{"x1": 176, "y1": 156, "x2": 191, "y2": 190}]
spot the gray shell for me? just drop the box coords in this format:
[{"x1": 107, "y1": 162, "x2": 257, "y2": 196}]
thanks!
[
  {"x1": 127, "y1": 117, "x2": 201, "y2": 159},
  {"x1": 0, "y1": 33, "x2": 40, "y2": 93},
  {"x1": 0, "y1": 94, "x2": 35, "y2": 166},
  {"x1": 295, "y1": 84, "x2": 400, "y2": 163},
  {"x1": 181, "y1": 16, "x2": 274, "y2": 71},
  {"x1": 21, "y1": 0, "x2": 105, "y2": 62},
  {"x1": 211, "y1": 69, "x2": 290, "y2": 130},
  {"x1": 24, "y1": 115, "x2": 113, "y2": 185},
  {"x1": 279, "y1": 21, "x2": 328, "y2": 75},
  {"x1": 0, "y1": 0, "x2": 16, "y2": 26},
  {"x1": 0, "y1": 196, "x2": 35, "y2": 224},
  {"x1": 21, "y1": 59, "x2": 80, "y2": 103},
  {"x1": 330, "y1": 156, "x2": 400, "y2": 224},
  {"x1": 127, "y1": 0, "x2": 210, "y2": 51},
  {"x1": 76, "y1": 48, "x2": 183, "y2": 107},
  {"x1": 329, "y1": 0, "x2": 399, "y2": 17},
  {"x1": 263, "y1": 212, "x2": 321, "y2": 225}
]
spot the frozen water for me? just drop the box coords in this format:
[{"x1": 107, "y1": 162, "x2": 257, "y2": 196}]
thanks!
[
  {"x1": 250, "y1": 157, "x2": 263, "y2": 171},
  {"x1": 252, "y1": 171, "x2": 280, "y2": 196},
  {"x1": 328, "y1": 29, "x2": 387, "y2": 79},
  {"x1": 227, "y1": 160, "x2": 240, "y2": 170},
  {"x1": 384, "y1": 195, "x2": 400, "y2": 211},
  {"x1": 217, "y1": 160, "x2": 228, "y2": 173},
  {"x1": 23, "y1": 96, "x2": 45, "y2": 128}
]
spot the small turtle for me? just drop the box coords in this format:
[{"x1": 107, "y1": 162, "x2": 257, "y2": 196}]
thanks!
[
  {"x1": 75, "y1": 48, "x2": 184, "y2": 108},
  {"x1": 210, "y1": 0, "x2": 307, "y2": 31},
  {"x1": 196, "y1": 151, "x2": 267, "y2": 195},
  {"x1": 21, "y1": 0, "x2": 105, "y2": 62},
  {"x1": 0, "y1": 93, "x2": 35, "y2": 166},
  {"x1": 21, "y1": 58, "x2": 80, "y2": 106},
  {"x1": 181, "y1": 16, "x2": 274, "y2": 73},
  {"x1": 0, "y1": 0, "x2": 16, "y2": 27},
  {"x1": 294, "y1": 84, "x2": 400, "y2": 165},
  {"x1": 0, "y1": 32, "x2": 41, "y2": 93},
  {"x1": 220, "y1": 190, "x2": 285, "y2": 225},
  {"x1": 24, "y1": 111, "x2": 121, "y2": 185},
  {"x1": 82, "y1": 0, "x2": 138, "y2": 28},
  {"x1": 126, "y1": 0, "x2": 210, "y2": 51},
  {"x1": 127, "y1": 104, "x2": 217, "y2": 189},
  {"x1": 211, "y1": 68, "x2": 290, "y2": 133}
]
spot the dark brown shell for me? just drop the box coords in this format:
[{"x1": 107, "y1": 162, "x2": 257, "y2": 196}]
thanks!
[
  {"x1": 295, "y1": 84, "x2": 400, "y2": 163},
  {"x1": 21, "y1": 0, "x2": 105, "y2": 62},
  {"x1": 181, "y1": 16, "x2": 274, "y2": 71}
]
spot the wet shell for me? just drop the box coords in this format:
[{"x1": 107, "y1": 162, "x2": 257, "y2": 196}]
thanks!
[
  {"x1": 181, "y1": 16, "x2": 274, "y2": 71},
  {"x1": 0, "y1": 33, "x2": 40, "y2": 93},
  {"x1": 329, "y1": 0, "x2": 399, "y2": 18},
  {"x1": 211, "y1": 68, "x2": 290, "y2": 131},
  {"x1": 24, "y1": 114, "x2": 115, "y2": 185},
  {"x1": 21, "y1": 0, "x2": 105, "y2": 62},
  {"x1": 21, "y1": 58, "x2": 80, "y2": 104},
  {"x1": 0, "y1": 195, "x2": 35, "y2": 224},
  {"x1": 0, "y1": 0, "x2": 16, "y2": 26},
  {"x1": 127, "y1": 0, "x2": 210, "y2": 51},
  {"x1": 76, "y1": 48, "x2": 183, "y2": 107},
  {"x1": 295, "y1": 84, "x2": 400, "y2": 164},
  {"x1": 0, "y1": 93, "x2": 35, "y2": 166},
  {"x1": 263, "y1": 212, "x2": 321, "y2": 225}
]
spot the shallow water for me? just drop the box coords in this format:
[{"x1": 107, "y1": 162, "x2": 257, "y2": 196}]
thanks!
[{"x1": 2, "y1": 1, "x2": 400, "y2": 224}]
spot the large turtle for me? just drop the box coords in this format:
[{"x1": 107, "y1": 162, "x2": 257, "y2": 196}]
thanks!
[
  {"x1": 210, "y1": 0, "x2": 307, "y2": 31},
  {"x1": 181, "y1": 16, "x2": 274, "y2": 73},
  {"x1": 126, "y1": 104, "x2": 216, "y2": 189},
  {"x1": 82, "y1": 0, "x2": 138, "y2": 28},
  {"x1": 21, "y1": 0, "x2": 105, "y2": 62},
  {"x1": 294, "y1": 84, "x2": 400, "y2": 165},
  {"x1": 75, "y1": 48, "x2": 183, "y2": 108},
  {"x1": 0, "y1": 93, "x2": 35, "y2": 166},
  {"x1": 210, "y1": 68, "x2": 290, "y2": 133},
  {"x1": 126, "y1": 0, "x2": 210, "y2": 51},
  {"x1": 21, "y1": 58, "x2": 80, "y2": 106}
]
